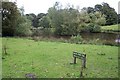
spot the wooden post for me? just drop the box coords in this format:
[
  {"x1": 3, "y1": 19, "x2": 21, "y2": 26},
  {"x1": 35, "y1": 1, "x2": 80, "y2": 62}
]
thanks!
[
  {"x1": 80, "y1": 60, "x2": 83, "y2": 77},
  {"x1": 73, "y1": 57, "x2": 76, "y2": 64},
  {"x1": 3, "y1": 45, "x2": 7, "y2": 55},
  {"x1": 83, "y1": 54, "x2": 86, "y2": 68}
]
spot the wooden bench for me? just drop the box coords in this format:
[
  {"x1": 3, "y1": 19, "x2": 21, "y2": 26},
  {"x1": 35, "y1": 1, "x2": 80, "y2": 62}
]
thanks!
[
  {"x1": 73, "y1": 51, "x2": 87, "y2": 77},
  {"x1": 73, "y1": 51, "x2": 86, "y2": 68}
]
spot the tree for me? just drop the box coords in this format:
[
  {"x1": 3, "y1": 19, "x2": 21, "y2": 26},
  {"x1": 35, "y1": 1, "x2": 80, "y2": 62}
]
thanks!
[
  {"x1": 39, "y1": 15, "x2": 50, "y2": 28},
  {"x1": 26, "y1": 13, "x2": 36, "y2": 27},
  {"x1": 94, "y1": 4, "x2": 102, "y2": 12},
  {"x1": 34, "y1": 13, "x2": 46, "y2": 27},
  {"x1": 61, "y1": 8, "x2": 79, "y2": 35},
  {"x1": 87, "y1": 7, "x2": 95, "y2": 13},
  {"x1": 102, "y1": 3, "x2": 117, "y2": 25},
  {"x1": 94, "y1": 3, "x2": 117, "y2": 25},
  {"x1": 47, "y1": 3, "x2": 63, "y2": 35},
  {"x1": 118, "y1": 14, "x2": 120, "y2": 24},
  {"x1": 94, "y1": 12, "x2": 106, "y2": 25},
  {"x1": 47, "y1": 2, "x2": 106, "y2": 35},
  {"x1": 2, "y1": 2, "x2": 20, "y2": 36},
  {"x1": 15, "y1": 16, "x2": 32, "y2": 36},
  {"x1": 0, "y1": 14, "x2": 1, "y2": 36},
  {"x1": 76, "y1": 11, "x2": 106, "y2": 32}
]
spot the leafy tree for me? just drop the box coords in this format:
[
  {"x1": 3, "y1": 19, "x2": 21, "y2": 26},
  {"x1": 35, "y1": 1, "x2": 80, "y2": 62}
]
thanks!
[
  {"x1": 61, "y1": 8, "x2": 79, "y2": 35},
  {"x1": 94, "y1": 4, "x2": 102, "y2": 12},
  {"x1": 35, "y1": 13, "x2": 46, "y2": 27},
  {"x1": 47, "y1": 2, "x2": 106, "y2": 35},
  {"x1": 76, "y1": 11, "x2": 90, "y2": 32},
  {"x1": 26, "y1": 13, "x2": 36, "y2": 27},
  {"x1": 118, "y1": 14, "x2": 120, "y2": 24},
  {"x1": 77, "y1": 11, "x2": 105, "y2": 32},
  {"x1": 37, "y1": 13, "x2": 46, "y2": 19},
  {"x1": 2, "y1": 2, "x2": 20, "y2": 36},
  {"x1": 15, "y1": 16, "x2": 32, "y2": 36},
  {"x1": 47, "y1": 3, "x2": 63, "y2": 35},
  {"x1": 102, "y1": 3, "x2": 117, "y2": 25},
  {"x1": 39, "y1": 15, "x2": 50, "y2": 28},
  {"x1": 94, "y1": 3, "x2": 117, "y2": 25},
  {"x1": 94, "y1": 12, "x2": 106, "y2": 25},
  {"x1": 87, "y1": 7, "x2": 95, "y2": 13},
  {"x1": 0, "y1": 2, "x2": 2, "y2": 36}
]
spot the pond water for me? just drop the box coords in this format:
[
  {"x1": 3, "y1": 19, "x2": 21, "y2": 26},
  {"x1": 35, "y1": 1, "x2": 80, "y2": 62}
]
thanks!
[
  {"x1": 80, "y1": 32, "x2": 120, "y2": 45},
  {"x1": 56, "y1": 32, "x2": 120, "y2": 45}
]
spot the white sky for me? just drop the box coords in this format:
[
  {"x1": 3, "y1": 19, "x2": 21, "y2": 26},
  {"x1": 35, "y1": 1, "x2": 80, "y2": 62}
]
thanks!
[{"x1": 11, "y1": 0, "x2": 120, "y2": 15}]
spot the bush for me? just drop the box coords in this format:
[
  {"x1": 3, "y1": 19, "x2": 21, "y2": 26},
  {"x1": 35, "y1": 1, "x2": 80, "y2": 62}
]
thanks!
[
  {"x1": 15, "y1": 16, "x2": 32, "y2": 36},
  {"x1": 70, "y1": 34, "x2": 83, "y2": 44},
  {"x1": 42, "y1": 28, "x2": 54, "y2": 36},
  {"x1": 32, "y1": 27, "x2": 43, "y2": 36},
  {"x1": 86, "y1": 23, "x2": 101, "y2": 32},
  {"x1": 32, "y1": 28, "x2": 54, "y2": 37}
]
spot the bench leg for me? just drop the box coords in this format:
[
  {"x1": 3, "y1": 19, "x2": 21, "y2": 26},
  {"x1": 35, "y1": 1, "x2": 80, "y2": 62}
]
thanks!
[{"x1": 73, "y1": 57, "x2": 76, "y2": 64}]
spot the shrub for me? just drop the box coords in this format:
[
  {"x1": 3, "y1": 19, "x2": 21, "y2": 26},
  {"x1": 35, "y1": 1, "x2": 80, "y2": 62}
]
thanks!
[
  {"x1": 15, "y1": 16, "x2": 32, "y2": 36},
  {"x1": 32, "y1": 27, "x2": 54, "y2": 37},
  {"x1": 70, "y1": 34, "x2": 83, "y2": 44},
  {"x1": 86, "y1": 23, "x2": 101, "y2": 32},
  {"x1": 42, "y1": 28, "x2": 54, "y2": 36},
  {"x1": 32, "y1": 27, "x2": 43, "y2": 36}
]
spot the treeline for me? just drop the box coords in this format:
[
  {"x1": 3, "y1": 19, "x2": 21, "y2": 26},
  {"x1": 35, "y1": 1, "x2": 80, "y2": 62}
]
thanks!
[
  {"x1": 1, "y1": 2, "x2": 119, "y2": 37},
  {"x1": 28, "y1": 2, "x2": 118, "y2": 27}
]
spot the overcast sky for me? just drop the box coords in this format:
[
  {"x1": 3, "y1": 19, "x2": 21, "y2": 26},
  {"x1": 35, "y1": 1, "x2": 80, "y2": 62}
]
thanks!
[{"x1": 11, "y1": 0, "x2": 120, "y2": 15}]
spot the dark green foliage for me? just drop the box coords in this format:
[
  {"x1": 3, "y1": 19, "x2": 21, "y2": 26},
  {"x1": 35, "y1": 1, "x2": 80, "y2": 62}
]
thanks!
[
  {"x1": 94, "y1": 4, "x2": 102, "y2": 12},
  {"x1": 26, "y1": 13, "x2": 37, "y2": 27},
  {"x1": 60, "y1": 8, "x2": 79, "y2": 35},
  {"x1": 2, "y1": 2, "x2": 20, "y2": 36},
  {"x1": 118, "y1": 14, "x2": 120, "y2": 24},
  {"x1": 84, "y1": 2, "x2": 117, "y2": 25},
  {"x1": 39, "y1": 16, "x2": 50, "y2": 28},
  {"x1": 102, "y1": 3, "x2": 117, "y2": 25},
  {"x1": 26, "y1": 13, "x2": 46, "y2": 27},
  {"x1": 86, "y1": 23, "x2": 101, "y2": 32},
  {"x1": 95, "y1": 3, "x2": 117, "y2": 25},
  {"x1": 46, "y1": 2, "x2": 106, "y2": 36},
  {"x1": 87, "y1": 7, "x2": 95, "y2": 13},
  {"x1": 42, "y1": 28, "x2": 53, "y2": 36},
  {"x1": 2, "y1": 2, "x2": 32, "y2": 37},
  {"x1": 15, "y1": 16, "x2": 32, "y2": 36},
  {"x1": 34, "y1": 13, "x2": 46, "y2": 27}
]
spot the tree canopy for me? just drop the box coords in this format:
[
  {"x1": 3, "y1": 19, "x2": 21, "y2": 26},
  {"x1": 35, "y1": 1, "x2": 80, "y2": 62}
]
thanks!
[
  {"x1": 2, "y1": 2, "x2": 20, "y2": 36},
  {"x1": 1, "y1": 2, "x2": 118, "y2": 37}
]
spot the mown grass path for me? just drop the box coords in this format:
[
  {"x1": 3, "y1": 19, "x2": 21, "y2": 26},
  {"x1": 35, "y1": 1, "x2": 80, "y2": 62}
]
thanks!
[{"x1": 1, "y1": 38, "x2": 118, "y2": 78}]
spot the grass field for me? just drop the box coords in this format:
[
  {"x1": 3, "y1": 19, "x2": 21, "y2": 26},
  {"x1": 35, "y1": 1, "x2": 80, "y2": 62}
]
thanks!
[
  {"x1": 101, "y1": 24, "x2": 119, "y2": 32},
  {"x1": 1, "y1": 38, "x2": 118, "y2": 78}
]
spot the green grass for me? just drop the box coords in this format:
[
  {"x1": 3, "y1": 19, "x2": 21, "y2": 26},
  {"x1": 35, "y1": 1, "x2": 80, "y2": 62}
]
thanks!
[
  {"x1": 2, "y1": 38, "x2": 118, "y2": 78},
  {"x1": 101, "y1": 24, "x2": 119, "y2": 32},
  {"x1": 0, "y1": 38, "x2": 2, "y2": 79}
]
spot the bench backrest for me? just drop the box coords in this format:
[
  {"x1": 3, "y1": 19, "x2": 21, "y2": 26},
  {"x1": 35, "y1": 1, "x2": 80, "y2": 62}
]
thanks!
[{"x1": 73, "y1": 51, "x2": 86, "y2": 59}]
